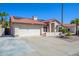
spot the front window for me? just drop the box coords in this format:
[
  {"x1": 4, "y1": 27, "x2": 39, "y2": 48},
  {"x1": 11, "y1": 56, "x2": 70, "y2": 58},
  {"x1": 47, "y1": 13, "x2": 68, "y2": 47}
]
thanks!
[{"x1": 43, "y1": 27, "x2": 47, "y2": 32}]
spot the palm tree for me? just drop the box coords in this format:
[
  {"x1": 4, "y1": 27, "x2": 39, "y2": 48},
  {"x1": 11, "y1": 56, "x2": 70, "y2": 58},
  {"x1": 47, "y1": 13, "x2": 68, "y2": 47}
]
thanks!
[
  {"x1": 0, "y1": 12, "x2": 8, "y2": 28},
  {"x1": 70, "y1": 18, "x2": 79, "y2": 24},
  {"x1": 0, "y1": 12, "x2": 9, "y2": 36},
  {"x1": 70, "y1": 18, "x2": 79, "y2": 35},
  {"x1": 5, "y1": 20, "x2": 10, "y2": 28}
]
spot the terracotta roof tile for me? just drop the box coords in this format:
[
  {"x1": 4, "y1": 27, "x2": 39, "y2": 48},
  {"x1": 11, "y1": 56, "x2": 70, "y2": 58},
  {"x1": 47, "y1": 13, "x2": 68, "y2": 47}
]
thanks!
[
  {"x1": 42, "y1": 19, "x2": 60, "y2": 24},
  {"x1": 62, "y1": 24, "x2": 79, "y2": 28},
  {"x1": 10, "y1": 16, "x2": 45, "y2": 25}
]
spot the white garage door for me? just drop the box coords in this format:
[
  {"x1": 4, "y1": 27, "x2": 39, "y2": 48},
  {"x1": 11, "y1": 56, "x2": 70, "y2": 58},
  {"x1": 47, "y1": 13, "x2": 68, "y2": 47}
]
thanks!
[
  {"x1": 14, "y1": 24, "x2": 41, "y2": 37},
  {"x1": 19, "y1": 28, "x2": 40, "y2": 37}
]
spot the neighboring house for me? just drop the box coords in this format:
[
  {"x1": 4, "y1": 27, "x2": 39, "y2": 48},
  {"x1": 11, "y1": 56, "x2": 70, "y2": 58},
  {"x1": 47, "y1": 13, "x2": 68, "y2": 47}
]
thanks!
[{"x1": 63, "y1": 24, "x2": 79, "y2": 34}]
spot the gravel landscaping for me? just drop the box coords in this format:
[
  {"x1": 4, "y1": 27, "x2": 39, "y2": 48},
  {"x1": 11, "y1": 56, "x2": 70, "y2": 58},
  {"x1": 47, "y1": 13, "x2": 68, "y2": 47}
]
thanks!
[{"x1": 56, "y1": 36, "x2": 79, "y2": 42}]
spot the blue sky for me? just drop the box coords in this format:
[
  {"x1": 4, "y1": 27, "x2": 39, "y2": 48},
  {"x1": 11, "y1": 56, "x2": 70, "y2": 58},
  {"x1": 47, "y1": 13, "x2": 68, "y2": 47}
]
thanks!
[{"x1": 0, "y1": 3, "x2": 79, "y2": 24}]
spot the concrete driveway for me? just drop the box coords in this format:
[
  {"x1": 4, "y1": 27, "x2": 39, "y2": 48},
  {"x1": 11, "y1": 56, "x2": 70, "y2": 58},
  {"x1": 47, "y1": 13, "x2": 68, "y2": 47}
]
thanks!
[
  {"x1": 19, "y1": 36, "x2": 79, "y2": 56},
  {"x1": 0, "y1": 36, "x2": 79, "y2": 56}
]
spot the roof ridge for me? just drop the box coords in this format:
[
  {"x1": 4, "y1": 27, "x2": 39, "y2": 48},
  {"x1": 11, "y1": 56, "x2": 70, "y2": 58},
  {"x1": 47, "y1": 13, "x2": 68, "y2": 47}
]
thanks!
[{"x1": 10, "y1": 16, "x2": 45, "y2": 25}]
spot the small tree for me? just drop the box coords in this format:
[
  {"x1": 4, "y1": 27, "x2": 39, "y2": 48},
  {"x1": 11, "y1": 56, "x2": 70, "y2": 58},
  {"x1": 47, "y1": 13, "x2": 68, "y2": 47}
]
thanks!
[
  {"x1": 0, "y1": 12, "x2": 9, "y2": 28},
  {"x1": 59, "y1": 26, "x2": 68, "y2": 33},
  {"x1": 4, "y1": 20, "x2": 10, "y2": 28}
]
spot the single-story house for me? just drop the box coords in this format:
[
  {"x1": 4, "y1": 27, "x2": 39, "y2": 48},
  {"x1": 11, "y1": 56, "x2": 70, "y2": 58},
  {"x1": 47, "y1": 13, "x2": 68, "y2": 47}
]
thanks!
[
  {"x1": 10, "y1": 16, "x2": 61, "y2": 37},
  {"x1": 0, "y1": 16, "x2": 77, "y2": 37},
  {"x1": 10, "y1": 16, "x2": 45, "y2": 37}
]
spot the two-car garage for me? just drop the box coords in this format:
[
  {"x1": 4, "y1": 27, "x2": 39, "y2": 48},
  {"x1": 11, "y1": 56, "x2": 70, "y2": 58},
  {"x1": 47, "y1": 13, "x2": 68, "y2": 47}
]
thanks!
[
  {"x1": 10, "y1": 16, "x2": 44, "y2": 37},
  {"x1": 13, "y1": 24, "x2": 43, "y2": 37}
]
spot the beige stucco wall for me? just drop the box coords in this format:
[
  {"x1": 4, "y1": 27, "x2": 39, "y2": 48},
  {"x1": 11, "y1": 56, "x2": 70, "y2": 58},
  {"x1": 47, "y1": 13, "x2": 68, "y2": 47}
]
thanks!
[
  {"x1": 68, "y1": 27, "x2": 76, "y2": 34},
  {"x1": 12, "y1": 23, "x2": 44, "y2": 37},
  {"x1": 0, "y1": 25, "x2": 2, "y2": 36},
  {"x1": 49, "y1": 21, "x2": 59, "y2": 32},
  {"x1": 54, "y1": 21, "x2": 60, "y2": 32}
]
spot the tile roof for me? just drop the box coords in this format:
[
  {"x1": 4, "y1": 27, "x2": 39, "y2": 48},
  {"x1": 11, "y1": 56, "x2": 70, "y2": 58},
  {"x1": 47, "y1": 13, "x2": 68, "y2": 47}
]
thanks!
[
  {"x1": 62, "y1": 24, "x2": 79, "y2": 28},
  {"x1": 42, "y1": 19, "x2": 60, "y2": 24},
  {"x1": 10, "y1": 16, "x2": 45, "y2": 25}
]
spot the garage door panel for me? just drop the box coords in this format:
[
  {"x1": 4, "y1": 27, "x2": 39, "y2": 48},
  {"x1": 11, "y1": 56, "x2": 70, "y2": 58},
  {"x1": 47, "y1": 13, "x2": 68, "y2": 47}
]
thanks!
[
  {"x1": 14, "y1": 24, "x2": 42, "y2": 37},
  {"x1": 18, "y1": 29, "x2": 40, "y2": 36}
]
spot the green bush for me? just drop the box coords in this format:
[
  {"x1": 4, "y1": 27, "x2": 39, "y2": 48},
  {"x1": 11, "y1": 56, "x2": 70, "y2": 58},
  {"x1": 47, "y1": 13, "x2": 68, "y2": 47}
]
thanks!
[
  {"x1": 59, "y1": 26, "x2": 72, "y2": 36},
  {"x1": 59, "y1": 27, "x2": 68, "y2": 33},
  {"x1": 62, "y1": 28, "x2": 68, "y2": 33},
  {"x1": 66, "y1": 32, "x2": 72, "y2": 36}
]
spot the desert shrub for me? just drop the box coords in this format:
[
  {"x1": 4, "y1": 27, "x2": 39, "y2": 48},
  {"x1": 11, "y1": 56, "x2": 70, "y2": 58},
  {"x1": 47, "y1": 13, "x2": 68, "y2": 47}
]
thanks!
[
  {"x1": 62, "y1": 28, "x2": 68, "y2": 33},
  {"x1": 66, "y1": 32, "x2": 72, "y2": 36},
  {"x1": 59, "y1": 26, "x2": 72, "y2": 36},
  {"x1": 59, "y1": 27, "x2": 68, "y2": 33}
]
